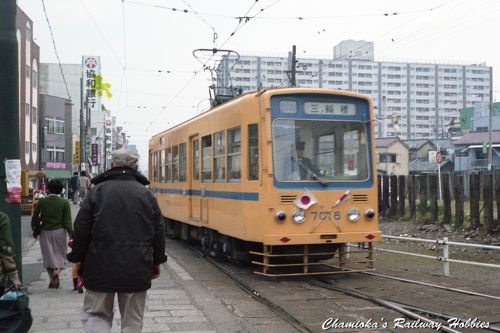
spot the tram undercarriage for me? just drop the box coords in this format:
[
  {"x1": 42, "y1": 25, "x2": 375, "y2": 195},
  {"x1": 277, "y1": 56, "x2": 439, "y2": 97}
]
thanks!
[{"x1": 165, "y1": 218, "x2": 375, "y2": 277}]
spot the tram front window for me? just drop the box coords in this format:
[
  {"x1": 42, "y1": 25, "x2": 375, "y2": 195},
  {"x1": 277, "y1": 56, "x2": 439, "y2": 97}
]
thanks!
[{"x1": 272, "y1": 119, "x2": 370, "y2": 182}]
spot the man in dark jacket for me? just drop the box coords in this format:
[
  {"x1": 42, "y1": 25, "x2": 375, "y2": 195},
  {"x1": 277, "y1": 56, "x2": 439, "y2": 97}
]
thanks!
[
  {"x1": 67, "y1": 148, "x2": 167, "y2": 333},
  {"x1": 69, "y1": 172, "x2": 78, "y2": 204}
]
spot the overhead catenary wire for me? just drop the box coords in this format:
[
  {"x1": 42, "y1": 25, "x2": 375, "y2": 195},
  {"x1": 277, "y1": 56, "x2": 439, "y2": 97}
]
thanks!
[
  {"x1": 123, "y1": 0, "x2": 451, "y2": 21},
  {"x1": 122, "y1": 0, "x2": 129, "y2": 107},
  {"x1": 145, "y1": 0, "x2": 282, "y2": 132},
  {"x1": 41, "y1": 0, "x2": 72, "y2": 100},
  {"x1": 182, "y1": 0, "x2": 218, "y2": 48},
  {"x1": 79, "y1": 0, "x2": 124, "y2": 68}
]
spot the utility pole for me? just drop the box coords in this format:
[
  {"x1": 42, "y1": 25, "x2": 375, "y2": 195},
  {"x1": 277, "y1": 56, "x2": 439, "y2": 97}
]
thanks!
[
  {"x1": 0, "y1": 0, "x2": 22, "y2": 279},
  {"x1": 488, "y1": 67, "x2": 493, "y2": 171},
  {"x1": 291, "y1": 45, "x2": 296, "y2": 87},
  {"x1": 80, "y1": 78, "x2": 88, "y2": 172}
]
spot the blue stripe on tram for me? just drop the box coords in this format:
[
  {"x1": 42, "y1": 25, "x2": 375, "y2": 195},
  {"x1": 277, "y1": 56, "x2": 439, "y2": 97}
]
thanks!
[{"x1": 152, "y1": 188, "x2": 259, "y2": 201}]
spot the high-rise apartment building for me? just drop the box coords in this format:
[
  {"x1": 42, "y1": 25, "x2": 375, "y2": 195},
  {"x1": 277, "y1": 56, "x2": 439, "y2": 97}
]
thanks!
[{"x1": 217, "y1": 40, "x2": 492, "y2": 140}]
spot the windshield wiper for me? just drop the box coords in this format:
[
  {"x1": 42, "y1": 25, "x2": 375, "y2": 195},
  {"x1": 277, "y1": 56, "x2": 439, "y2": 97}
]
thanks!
[{"x1": 292, "y1": 157, "x2": 328, "y2": 186}]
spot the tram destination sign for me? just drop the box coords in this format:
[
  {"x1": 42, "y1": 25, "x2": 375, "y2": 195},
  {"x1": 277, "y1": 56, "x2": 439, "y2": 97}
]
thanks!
[{"x1": 304, "y1": 102, "x2": 356, "y2": 116}]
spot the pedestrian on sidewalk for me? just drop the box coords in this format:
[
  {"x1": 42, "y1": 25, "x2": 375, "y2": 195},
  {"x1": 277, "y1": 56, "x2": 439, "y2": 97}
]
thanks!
[
  {"x1": 31, "y1": 179, "x2": 73, "y2": 289},
  {"x1": 77, "y1": 171, "x2": 91, "y2": 206},
  {"x1": 67, "y1": 147, "x2": 167, "y2": 333},
  {"x1": 69, "y1": 171, "x2": 79, "y2": 204},
  {"x1": 0, "y1": 212, "x2": 22, "y2": 294}
]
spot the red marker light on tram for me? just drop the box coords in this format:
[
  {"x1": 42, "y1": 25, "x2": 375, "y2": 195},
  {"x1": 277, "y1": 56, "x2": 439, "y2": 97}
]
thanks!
[
  {"x1": 366, "y1": 234, "x2": 375, "y2": 240},
  {"x1": 300, "y1": 195, "x2": 311, "y2": 206}
]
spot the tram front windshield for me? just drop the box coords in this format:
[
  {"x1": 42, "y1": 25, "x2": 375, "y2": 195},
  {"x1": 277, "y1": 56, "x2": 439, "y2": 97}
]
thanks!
[{"x1": 272, "y1": 119, "x2": 370, "y2": 183}]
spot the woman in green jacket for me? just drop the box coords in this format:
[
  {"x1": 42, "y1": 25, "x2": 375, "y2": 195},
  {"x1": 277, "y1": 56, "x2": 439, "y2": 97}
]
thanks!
[{"x1": 31, "y1": 179, "x2": 73, "y2": 289}]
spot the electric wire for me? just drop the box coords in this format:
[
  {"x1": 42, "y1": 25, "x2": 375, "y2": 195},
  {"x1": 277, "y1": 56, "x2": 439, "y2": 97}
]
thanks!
[
  {"x1": 122, "y1": 0, "x2": 130, "y2": 107},
  {"x1": 41, "y1": 0, "x2": 72, "y2": 100},
  {"x1": 145, "y1": 0, "x2": 281, "y2": 131},
  {"x1": 79, "y1": 0, "x2": 124, "y2": 68},
  {"x1": 123, "y1": 0, "x2": 450, "y2": 21},
  {"x1": 181, "y1": 0, "x2": 218, "y2": 48}
]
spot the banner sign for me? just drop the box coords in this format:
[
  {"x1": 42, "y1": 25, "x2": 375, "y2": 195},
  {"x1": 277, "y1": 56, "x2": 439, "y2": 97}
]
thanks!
[
  {"x1": 82, "y1": 55, "x2": 101, "y2": 112},
  {"x1": 45, "y1": 162, "x2": 66, "y2": 169},
  {"x1": 75, "y1": 141, "x2": 80, "y2": 164},
  {"x1": 104, "y1": 116, "x2": 113, "y2": 159},
  {"x1": 4, "y1": 159, "x2": 21, "y2": 204},
  {"x1": 91, "y1": 143, "x2": 99, "y2": 166}
]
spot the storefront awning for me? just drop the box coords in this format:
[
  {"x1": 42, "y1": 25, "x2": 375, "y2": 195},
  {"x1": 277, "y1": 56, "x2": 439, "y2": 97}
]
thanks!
[
  {"x1": 26, "y1": 170, "x2": 46, "y2": 178},
  {"x1": 43, "y1": 169, "x2": 72, "y2": 179}
]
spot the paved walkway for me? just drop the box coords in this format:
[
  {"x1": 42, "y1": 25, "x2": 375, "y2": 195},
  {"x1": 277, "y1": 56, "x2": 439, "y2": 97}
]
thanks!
[{"x1": 21, "y1": 206, "x2": 220, "y2": 333}]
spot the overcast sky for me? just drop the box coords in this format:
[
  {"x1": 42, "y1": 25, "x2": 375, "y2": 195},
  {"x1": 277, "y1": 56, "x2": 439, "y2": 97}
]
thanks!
[{"x1": 18, "y1": 0, "x2": 500, "y2": 171}]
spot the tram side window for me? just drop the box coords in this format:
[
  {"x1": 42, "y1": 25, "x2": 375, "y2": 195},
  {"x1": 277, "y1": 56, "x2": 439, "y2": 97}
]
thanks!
[
  {"x1": 165, "y1": 147, "x2": 172, "y2": 182},
  {"x1": 149, "y1": 151, "x2": 153, "y2": 181},
  {"x1": 202, "y1": 135, "x2": 213, "y2": 181},
  {"x1": 193, "y1": 140, "x2": 200, "y2": 180},
  {"x1": 172, "y1": 145, "x2": 179, "y2": 182},
  {"x1": 153, "y1": 151, "x2": 158, "y2": 182},
  {"x1": 214, "y1": 131, "x2": 225, "y2": 181},
  {"x1": 227, "y1": 127, "x2": 241, "y2": 181},
  {"x1": 248, "y1": 124, "x2": 259, "y2": 180},
  {"x1": 179, "y1": 143, "x2": 187, "y2": 182},
  {"x1": 159, "y1": 149, "x2": 165, "y2": 182},
  {"x1": 151, "y1": 151, "x2": 158, "y2": 182}
]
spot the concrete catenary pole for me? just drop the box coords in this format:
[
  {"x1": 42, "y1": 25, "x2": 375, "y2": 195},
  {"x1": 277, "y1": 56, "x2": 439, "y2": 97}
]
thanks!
[{"x1": 0, "y1": 0, "x2": 22, "y2": 279}]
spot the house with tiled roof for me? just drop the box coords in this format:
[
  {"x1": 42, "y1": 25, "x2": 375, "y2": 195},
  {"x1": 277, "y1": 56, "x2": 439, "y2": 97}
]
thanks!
[
  {"x1": 454, "y1": 131, "x2": 500, "y2": 170},
  {"x1": 375, "y1": 137, "x2": 409, "y2": 175},
  {"x1": 404, "y1": 139, "x2": 436, "y2": 161}
]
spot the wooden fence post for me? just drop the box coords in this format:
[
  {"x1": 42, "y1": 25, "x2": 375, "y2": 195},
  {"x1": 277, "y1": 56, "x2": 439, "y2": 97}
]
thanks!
[
  {"x1": 398, "y1": 175, "x2": 406, "y2": 218},
  {"x1": 483, "y1": 172, "x2": 494, "y2": 233},
  {"x1": 383, "y1": 175, "x2": 390, "y2": 217},
  {"x1": 454, "y1": 173, "x2": 464, "y2": 228},
  {"x1": 429, "y1": 175, "x2": 438, "y2": 221},
  {"x1": 408, "y1": 175, "x2": 416, "y2": 219},
  {"x1": 442, "y1": 173, "x2": 451, "y2": 224},
  {"x1": 378, "y1": 176, "x2": 383, "y2": 215},
  {"x1": 469, "y1": 173, "x2": 480, "y2": 230},
  {"x1": 390, "y1": 175, "x2": 398, "y2": 218},
  {"x1": 495, "y1": 171, "x2": 500, "y2": 229},
  {"x1": 419, "y1": 174, "x2": 428, "y2": 216}
]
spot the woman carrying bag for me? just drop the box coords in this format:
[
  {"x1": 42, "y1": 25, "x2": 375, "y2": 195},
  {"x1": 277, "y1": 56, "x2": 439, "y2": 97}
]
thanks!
[
  {"x1": 31, "y1": 179, "x2": 73, "y2": 289},
  {"x1": 0, "y1": 212, "x2": 32, "y2": 333}
]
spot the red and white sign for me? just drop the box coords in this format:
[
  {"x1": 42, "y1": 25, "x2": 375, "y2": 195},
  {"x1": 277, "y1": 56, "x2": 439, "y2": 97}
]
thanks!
[
  {"x1": 82, "y1": 55, "x2": 101, "y2": 112},
  {"x1": 436, "y1": 152, "x2": 444, "y2": 164},
  {"x1": 4, "y1": 159, "x2": 21, "y2": 204}
]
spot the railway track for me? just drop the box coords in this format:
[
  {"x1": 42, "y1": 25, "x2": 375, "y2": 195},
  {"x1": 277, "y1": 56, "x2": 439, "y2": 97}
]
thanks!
[
  {"x1": 310, "y1": 278, "x2": 500, "y2": 333},
  {"x1": 176, "y1": 239, "x2": 499, "y2": 332}
]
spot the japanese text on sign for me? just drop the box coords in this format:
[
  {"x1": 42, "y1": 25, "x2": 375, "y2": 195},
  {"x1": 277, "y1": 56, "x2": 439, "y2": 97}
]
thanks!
[{"x1": 304, "y1": 102, "x2": 356, "y2": 116}]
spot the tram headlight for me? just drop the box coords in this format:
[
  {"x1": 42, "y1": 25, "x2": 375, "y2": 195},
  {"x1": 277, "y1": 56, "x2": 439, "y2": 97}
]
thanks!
[
  {"x1": 347, "y1": 208, "x2": 360, "y2": 222},
  {"x1": 291, "y1": 209, "x2": 306, "y2": 224}
]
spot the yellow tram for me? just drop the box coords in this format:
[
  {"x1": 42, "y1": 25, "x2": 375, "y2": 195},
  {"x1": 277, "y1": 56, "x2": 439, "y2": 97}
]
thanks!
[{"x1": 149, "y1": 87, "x2": 381, "y2": 276}]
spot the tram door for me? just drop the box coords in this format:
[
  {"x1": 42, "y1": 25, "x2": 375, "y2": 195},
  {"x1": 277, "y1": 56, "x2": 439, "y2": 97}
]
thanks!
[{"x1": 189, "y1": 136, "x2": 201, "y2": 221}]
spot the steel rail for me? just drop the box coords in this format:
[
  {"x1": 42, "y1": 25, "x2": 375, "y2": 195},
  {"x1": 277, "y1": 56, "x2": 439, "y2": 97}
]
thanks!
[
  {"x1": 362, "y1": 271, "x2": 500, "y2": 301},
  {"x1": 182, "y1": 242, "x2": 314, "y2": 333},
  {"x1": 312, "y1": 279, "x2": 471, "y2": 333}
]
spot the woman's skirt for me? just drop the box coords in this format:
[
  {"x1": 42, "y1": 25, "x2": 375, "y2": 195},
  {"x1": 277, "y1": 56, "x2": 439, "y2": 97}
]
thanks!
[{"x1": 39, "y1": 228, "x2": 67, "y2": 269}]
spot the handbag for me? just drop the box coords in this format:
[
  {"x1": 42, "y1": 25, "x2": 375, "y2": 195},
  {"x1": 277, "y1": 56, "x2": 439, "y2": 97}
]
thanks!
[
  {"x1": 0, "y1": 290, "x2": 33, "y2": 333},
  {"x1": 32, "y1": 215, "x2": 42, "y2": 238}
]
